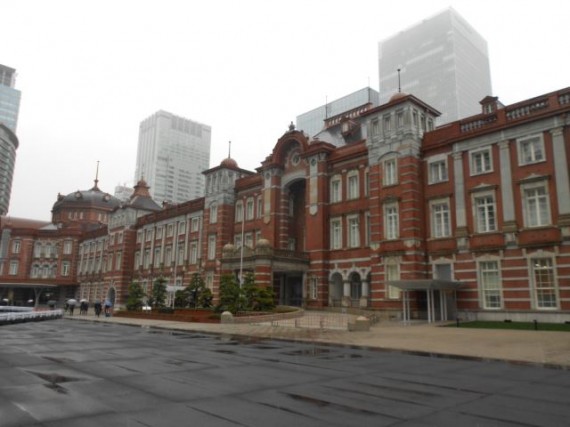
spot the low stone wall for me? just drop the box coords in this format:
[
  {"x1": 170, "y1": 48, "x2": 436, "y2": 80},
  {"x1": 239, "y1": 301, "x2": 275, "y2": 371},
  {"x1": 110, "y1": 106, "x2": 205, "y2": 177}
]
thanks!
[
  {"x1": 223, "y1": 307, "x2": 304, "y2": 324},
  {"x1": 0, "y1": 308, "x2": 63, "y2": 325}
]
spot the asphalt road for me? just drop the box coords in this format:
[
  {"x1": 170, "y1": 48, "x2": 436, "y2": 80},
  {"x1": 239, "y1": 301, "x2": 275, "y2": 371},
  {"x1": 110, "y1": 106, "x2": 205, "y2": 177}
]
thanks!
[{"x1": 1, "y1": 319, "x2": 569, "y2": 426}]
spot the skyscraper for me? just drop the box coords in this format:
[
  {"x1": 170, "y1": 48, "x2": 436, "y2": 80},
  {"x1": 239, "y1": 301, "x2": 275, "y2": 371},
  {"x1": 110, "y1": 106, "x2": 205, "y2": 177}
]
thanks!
[
  {"x1": 0, "y1": 64, "x2": 22, "y2": 133},
  {"x1": 134, "y1": 111, "x2": 211, "y2": 204},
  {"x1": 378, "y1": 8, "x2": 492, "y2": 124}
]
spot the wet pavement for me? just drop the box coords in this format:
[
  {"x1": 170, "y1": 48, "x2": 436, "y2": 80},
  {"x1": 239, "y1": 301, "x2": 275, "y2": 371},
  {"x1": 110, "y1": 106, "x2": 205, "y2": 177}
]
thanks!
[{"x1": 1, "y1": 319, "x2": 569, "y2": 426}]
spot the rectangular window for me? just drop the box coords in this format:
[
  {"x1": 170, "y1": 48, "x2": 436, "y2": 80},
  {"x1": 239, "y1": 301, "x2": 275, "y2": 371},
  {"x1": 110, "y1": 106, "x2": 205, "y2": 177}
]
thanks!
[
  {"x1": 371, "y1": 119, "x2": 380, "y2": 136},
  {"x1": 145, "y1": 229, "x2": 152, "y2": 241},
  {"x1": 470, "y1": 148, "x2": 493, "y2": 175},
  {"x1": 431, "y1": 200, "x2": 451, "y2": 238},
  {"x1": 235, "y1": 202, "x2": 244, "y2": 222},
  {"x1": 518, "y1": 135, "x2": 545, "y2": 165},
  {"x1": 244, "y1": 232, "x2": 253, "y2": 248},
  {"x1": 209, "y1": 204, "x2": 218, "y2": 224},
  {"x1": 246, "y1": 198, "x2": 254, "y2": 220},
  {"x1": 12, "y1": 240, "x2": 21, "y2": 254},
  {"x1": 61, "y1": 261, "x2": 70, "y2": 276},
  {"x1": 347, "y1": 173, "x2": 359, "y2": 199},
  {"x1": 365, "y1": 212, "x2": 371, "y2": 246},
  {"x1": 178, "y1": 221, "x2": 186, "y2": 234},
  {"x1": 385, "y1": 203, "x2": 399, "y2": 240},
  {"x1": 9, "y1": 261, "x2": 18, "y2": 275},
  {"x1": 115, "y1": 252, "x2": 122, "y2": 271},
  {"x1": 429, "y1": 159, "x2": 448, "y2": 184},
  {"x1": 256, "y1": 197, "x2": 263, "y2": 218},
  {"x1": 330, "y1": 218, "x2": 342, "y2": 250},
  {"x1": 479, "y1": 261, "x2": 501, "y2": 309},
  {"x1": 165, "y1": 246, "x2": 172, "y2": 266},
  {"x1": 144, "y1": 249, "x2": 150, "y2": 268},
  {"x1": 118, "y1": 232, "x2": 123, "y2": 244},
  {"x1": 136, "y1": 231, "x2": 143, "y2": 243},
  {"x1": 474, "y1": 194, "x2": 496, "y2": 233},
  {"x1": 191, "y1": 217, "x2": 200, "y2": 231},
  {"x1": 330, "y1": 176, "x2": 341, "y2": 203},
  {"x1": 154, "y1": 248, "x2": 161, "y2": 267},
  {"x1": 386, "y1": 263, "x2": 400, "y2": 299},
  {"x1": 396, "y1": 110, "x2": 404, "y2": 128},
  {"x1": 207, "y1": 234, "x2": 216, "y2": 260},
  {"x1": 167, "y1": 224, "x2": 174, "y2": 237},
  {"x1": 135, "y1": 251, "x2": 141, "y2": 268},
  {"x1": 156, "y1": 226, "x2": 163, "y2": 239},
  {"x1": 383, "y1": 114, "x2": 391, "y2": 135},
  {"x1": 532, "y1": 258, "x2": 557, "y2": 309},
  {"x1": 347, "y1": 215, "x2": 360, "y2": 248},
  {"x1": 383, "y1": 158, "x2": 397, "y2": 186},
  {"x1": 189, "y1": 241, "x2": 198, "y2": 264},
  {"x1": 177, "y1": 243, "x2": 184, "y2": 265},
  {"x1": 523, "y1": 185, "x2": 550, "y2": 227}
]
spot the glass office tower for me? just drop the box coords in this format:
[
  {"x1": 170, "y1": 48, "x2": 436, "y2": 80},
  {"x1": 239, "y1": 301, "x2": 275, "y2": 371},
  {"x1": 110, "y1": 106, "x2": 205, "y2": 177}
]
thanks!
[
  {"x1": 0, "y1": 64, "x2": 21, "y2": 133},
  {"x1": 134, "y1": 111, "x2": 211, "y2": 204},
  {"x1": 378, "y1": 8, "x2": 492, "y2": 124}
]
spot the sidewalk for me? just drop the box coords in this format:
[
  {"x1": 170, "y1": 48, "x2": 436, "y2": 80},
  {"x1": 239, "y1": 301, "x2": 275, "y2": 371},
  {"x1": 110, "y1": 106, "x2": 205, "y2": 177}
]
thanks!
[{"x1": 66, "y1": 313, "x2": 570, "y2": 369}]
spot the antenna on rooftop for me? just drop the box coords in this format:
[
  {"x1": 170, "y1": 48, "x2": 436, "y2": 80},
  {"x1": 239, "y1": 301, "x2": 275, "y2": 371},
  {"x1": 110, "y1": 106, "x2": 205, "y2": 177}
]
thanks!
[{"x1": 397, "y1": 68, "x2": 401, "y2": 93}]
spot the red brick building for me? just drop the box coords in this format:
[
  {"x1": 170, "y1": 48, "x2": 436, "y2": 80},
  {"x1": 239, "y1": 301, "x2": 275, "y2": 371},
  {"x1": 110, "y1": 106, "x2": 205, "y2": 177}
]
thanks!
[{"x1": 1, "y1": 87, "x2": 569, "y2": 323}]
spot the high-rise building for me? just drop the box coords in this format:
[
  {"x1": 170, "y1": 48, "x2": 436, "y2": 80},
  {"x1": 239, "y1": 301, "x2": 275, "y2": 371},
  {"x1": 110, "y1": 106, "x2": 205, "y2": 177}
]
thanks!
[
  {"x1": 296, "y1": 87, "x2": 379, "y2": 138},
  {"x1": 0, "y1": 124, "x2": 18, "y2": 215},
  {"x1": 134, "y1": 111, "x2": 211, "y2": 204},
  {"x1": 0, "y1": 64, "x2": 22, "y2": 133},
  {"x1": 378, "y1": 8, "x2": 492, "y2": 124}
]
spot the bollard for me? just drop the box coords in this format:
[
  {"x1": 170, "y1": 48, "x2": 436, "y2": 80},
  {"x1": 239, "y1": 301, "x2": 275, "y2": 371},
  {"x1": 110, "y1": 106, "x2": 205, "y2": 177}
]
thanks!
[
  {"x1": 533, "y1": 319, "x2": 538, "y2": 331},
  {"x1": 456, "y1": 317, "x2": 460, "y2": 327}
]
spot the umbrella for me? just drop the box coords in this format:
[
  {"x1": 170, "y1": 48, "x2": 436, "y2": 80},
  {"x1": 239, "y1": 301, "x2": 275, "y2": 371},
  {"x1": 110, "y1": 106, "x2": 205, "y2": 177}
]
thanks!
[
  {"x1": 67, "y1": 298, "x2": 78, "y2": 306},
  {"x1": 80, "y1": 299, "x2": 88, "y2": 303}
]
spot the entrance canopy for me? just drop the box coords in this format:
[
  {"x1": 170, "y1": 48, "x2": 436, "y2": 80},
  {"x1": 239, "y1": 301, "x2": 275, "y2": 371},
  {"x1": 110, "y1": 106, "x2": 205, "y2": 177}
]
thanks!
[{"x1": 388, "y1": 279, "x2": 463, "y2": 324}]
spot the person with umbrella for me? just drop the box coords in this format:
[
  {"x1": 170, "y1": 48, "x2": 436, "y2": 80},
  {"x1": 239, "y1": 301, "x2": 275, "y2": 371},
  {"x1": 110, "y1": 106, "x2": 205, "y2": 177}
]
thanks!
[
  {"x1": 80, "y1": 299, "x2": 88, "y2": 315},
  {"x1": 67, "y1": 298, "x2": 77, "y2": 315},
  {"x1": 104, "y1": 300, "x2": 112, "y2": 317},
  {"x1": 94, "y1": 300, "x2": 102, "y2": 317}
]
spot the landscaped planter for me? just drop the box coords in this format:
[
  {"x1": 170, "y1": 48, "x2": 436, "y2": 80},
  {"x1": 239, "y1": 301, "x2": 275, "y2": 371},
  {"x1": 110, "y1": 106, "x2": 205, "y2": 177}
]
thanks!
[{"x1": 114, "y1": 308, "x2": 220, "y2": 323}]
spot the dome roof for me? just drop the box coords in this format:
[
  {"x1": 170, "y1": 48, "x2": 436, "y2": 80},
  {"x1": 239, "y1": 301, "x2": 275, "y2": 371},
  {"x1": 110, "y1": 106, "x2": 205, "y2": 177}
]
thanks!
[
  {"x1": 389, "y1": 92, "x2": 408, "y2": 102},
  {"x1": 52, "y1": 181, "x2": 121, "y2": 211},
  {"x1": 256, "y1": 238, "x2": 271, "y2": 248},
  {"x1": 220, "y1": 157, "x2": 238, "y2": 169}
]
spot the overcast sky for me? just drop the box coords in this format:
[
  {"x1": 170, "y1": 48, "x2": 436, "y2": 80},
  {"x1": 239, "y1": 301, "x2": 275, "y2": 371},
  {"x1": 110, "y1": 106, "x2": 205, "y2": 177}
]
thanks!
[{"x1": 3, "y1": 0, "x2": 569, "y2": 221}]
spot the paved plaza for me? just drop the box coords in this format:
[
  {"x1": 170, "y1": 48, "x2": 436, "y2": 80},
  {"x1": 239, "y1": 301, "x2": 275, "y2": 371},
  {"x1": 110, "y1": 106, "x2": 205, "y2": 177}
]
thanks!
[{"x1": 1, "y1": 318, "x2": 569, "y2": 426}]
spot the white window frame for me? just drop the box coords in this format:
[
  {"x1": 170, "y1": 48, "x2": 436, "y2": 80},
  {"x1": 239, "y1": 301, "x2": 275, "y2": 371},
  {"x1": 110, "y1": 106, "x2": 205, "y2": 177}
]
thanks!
[
  {"x1": 330, "y1": 217, "x2": 342, "y2": 250},
  {"x1": 309, "y1": 277, "x2": 318, "y2": 300},
  {"x1": 347, "y1": 171, "x2": 359, "y2": 200},
  {"x1": 473, "y1": 192, "x2": 497, "y2": 233},
  {"x1": 518, "y1": 134, "x2": 545, "y2": 165},
  {"x1": 531, "y1": 257, "x2": 558, "y2": 309},
  {"x1": 330, "y1": 175, "x2": 342, "y2": 203},
  {"x1": 430, "y1": 198, "x2": 451, "y2": 238},
  {"x1": 478, "y1": 259, "x2": 502, "y2": 309},
  {"x1": 12, "y1": 240, "x2": 21, "y2": 254},
  {"x1": 235, "y1": 201, "x2": 244, "y2": 222},
  {"x1": 191, "y1": 216, "x2": 200, "y2": 231},
  {"x1": 522, "y1": 181, "x2": 550, "y2": 228},
  {"x1": 189, "y1": 241, "x2": 198, "y2": 264},
  {"x1": 428, "y1": 157, "x2": 448, "y2": 184},
  {"x1": 386, "y1": 260, "x2": 400, "y2": 299},
  {"x1": 246, "y1": 197, "x2": 254, "y2": 220},
  {"x1": 207, "y1": 234, "x2": 216, "y2": 260},
  {"x1": 154, "y1": 248, "x2": 161, "y2": 268},
  {"x1": 256, "y1": 197, "x2": 263, "y2": 218},
  {"x1": 470, "y1": 147, "x2": 493, "y2": 175},
  {"x1": 9, "y1": 261, "x2": 18, "y2": 275},
  {"x1": 383, "y1": 157, "x2": 397, "y2": 186},
  {"x1": 384, "y1": 202, "x2": 399, "y2": 240},
  {"x1": 347, "y1": 214, "x2": 360, "y2": 248}
]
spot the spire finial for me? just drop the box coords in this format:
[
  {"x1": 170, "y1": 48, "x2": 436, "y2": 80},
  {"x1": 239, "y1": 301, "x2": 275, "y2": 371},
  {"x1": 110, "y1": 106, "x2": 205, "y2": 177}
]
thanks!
[
  {"x1": 228, "y1": 140, "x2": 231, "y2": 158},
  {"x1": 93, "y1": 160, "x2": 100, "y2": 189},
  {"x1": 397, "y1": 68, "x2": 401, "y2": 93}
]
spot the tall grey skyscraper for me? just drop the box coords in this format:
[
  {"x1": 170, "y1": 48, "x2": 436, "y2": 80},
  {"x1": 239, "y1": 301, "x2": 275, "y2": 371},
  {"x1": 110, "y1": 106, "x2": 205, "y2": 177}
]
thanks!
[
  {"x1": 0, "y1": 64, "x2": 21, "y2": 133},
  {"x1": 296, "y1": 87, "x2": 380, "y2": 138},
  {"x1": 0, "y1": 64, "x2": 21, "y2": 214},
  {"x1": 134, "y1": 111, "x2": 211, "y2": 204},
  {"x1": 378, "y1": 8, "x2": 492, "y2": 124}
]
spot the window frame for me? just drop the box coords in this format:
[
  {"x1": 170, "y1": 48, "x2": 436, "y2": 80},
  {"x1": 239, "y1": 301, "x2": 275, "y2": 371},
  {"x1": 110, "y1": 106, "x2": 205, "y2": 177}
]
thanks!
[
  {"x1": 347, "y1": 214, "x2": 360, "y2": 248},
  {"x1": 517, "y1": 134, "x2": 545, "y2": 166},
  {"x1": 428, "y1": 157, "x2": 448, "y2": 184},
  {"x1": 469, "y1": 147, "x2": 493, "y2": 176},
  {"x1": 330, "y1": 175, "x2": 342, "y2": 203},
  {"x1": 430, "y1": 198, "x2": 451, "y2": 238},
  {"x1": 347, "y1": 171, "x2": 359, "y2": 200},
  {"x1": 522, "y1": 182, "x2": 551, "y2": 228},
  {"x1": 473, "y1": 192, "x2": 497, "y2": 233},
  {"x1": 531, "y1": 257, "x2": 558, "y2": 309},
  {"x1": 384, "y1": 202, "x2": 399, "y2": 240},
  {"x1": 383, "y1": 157, "x2": 398, "y2": 186},
  {"x1": 478, "y1": 260, "x2": 502, "y2": 309},
  {"x1": 330, "y1": 217, "x2": 342, "y2": 250}
]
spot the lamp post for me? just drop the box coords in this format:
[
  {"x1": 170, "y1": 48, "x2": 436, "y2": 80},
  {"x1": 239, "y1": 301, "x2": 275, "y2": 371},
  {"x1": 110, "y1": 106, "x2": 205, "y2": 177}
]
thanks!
[{"x1": 239, "y1": 197, "x2": 245, "y2": 288}]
